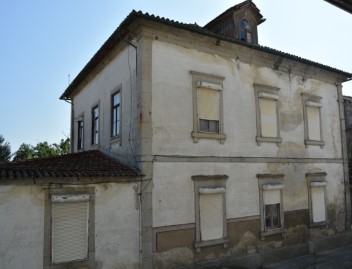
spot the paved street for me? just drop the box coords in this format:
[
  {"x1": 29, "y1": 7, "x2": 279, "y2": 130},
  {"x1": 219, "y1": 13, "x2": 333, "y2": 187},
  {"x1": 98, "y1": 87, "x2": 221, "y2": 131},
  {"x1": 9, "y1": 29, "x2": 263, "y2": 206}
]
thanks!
[{"x1": 262, "y1": 244, "x2": 352, "y2": 269}]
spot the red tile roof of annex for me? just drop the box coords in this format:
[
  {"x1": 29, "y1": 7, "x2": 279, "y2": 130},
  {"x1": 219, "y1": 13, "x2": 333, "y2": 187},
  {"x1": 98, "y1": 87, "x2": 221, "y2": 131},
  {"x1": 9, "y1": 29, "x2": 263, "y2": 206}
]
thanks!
[{"x1": 0, "y1": 150, "x2": 139, "y2": 179}]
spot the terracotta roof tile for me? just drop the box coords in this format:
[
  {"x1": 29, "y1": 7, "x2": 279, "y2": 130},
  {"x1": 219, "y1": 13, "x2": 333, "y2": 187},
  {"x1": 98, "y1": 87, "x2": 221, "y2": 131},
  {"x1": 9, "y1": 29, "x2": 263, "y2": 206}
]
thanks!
[{"x1": 0, "y1": 150, "x2": 139, "y2": 180}]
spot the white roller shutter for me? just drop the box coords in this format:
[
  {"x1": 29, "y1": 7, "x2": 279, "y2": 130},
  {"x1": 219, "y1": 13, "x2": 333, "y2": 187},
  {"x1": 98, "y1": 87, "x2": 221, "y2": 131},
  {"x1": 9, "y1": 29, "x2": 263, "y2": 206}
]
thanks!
[
  {"x1": 197, "y1": 88, "x2": 220, "y2": 121},
  {"x1": 311, "y1": 187, "x2": 326, "y2": 223},
  {"x1": 51, "y1": 195, "x2": 89, "y2": 263},
  {"x1": 307, "y1": 106, "x2": 321, "y2": 141},
  {"x1": 259, "y1": 98, "x2": 277, "y2": 138},
  {"x1": 263, "y1": 189, "x2": 280, "y2": 205},
  {"x1": 199, "y1": 192, "x2": 224, "y2": 241}
]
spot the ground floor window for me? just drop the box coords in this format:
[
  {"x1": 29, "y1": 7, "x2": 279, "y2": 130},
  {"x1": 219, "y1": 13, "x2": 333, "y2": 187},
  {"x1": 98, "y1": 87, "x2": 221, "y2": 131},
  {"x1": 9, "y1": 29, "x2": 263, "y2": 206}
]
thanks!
[
  {"x1": 51, "y1": 194, "x2": 90, "y2": 263},
  {"x1": 257, "y1": 173, "x2": 285, "y2": 239},
  {"x1": 44, "y1": 188, "x2": 95, "y2": 269},
  {"x1": 306, "y1": 172, "x2": 328, "y2": 227},
  {"x1": 192, "y1": 175, "x2": 228, "y2": 252}
]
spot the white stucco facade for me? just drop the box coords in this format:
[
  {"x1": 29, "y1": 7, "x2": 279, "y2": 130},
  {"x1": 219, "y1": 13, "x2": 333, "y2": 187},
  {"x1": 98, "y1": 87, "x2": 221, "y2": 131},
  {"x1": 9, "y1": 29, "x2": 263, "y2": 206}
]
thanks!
[
  {"x1": 151, "y1": 41, "x2": 342, "y2": 159},
  {"x1": 149, "y1": 39, "x2": 346, "y2": 232},
  {"x1": 0, "y1": 182, "x2": 140, "y2": 269}
]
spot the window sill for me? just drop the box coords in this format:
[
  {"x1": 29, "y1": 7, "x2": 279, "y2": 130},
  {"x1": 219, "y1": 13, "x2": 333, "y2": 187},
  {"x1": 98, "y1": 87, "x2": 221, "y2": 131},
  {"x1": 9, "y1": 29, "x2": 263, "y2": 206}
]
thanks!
[
  {"x1": 191, "y1": 131, "x2": 226, "y2": 144},
  {"x1": 256, "y1": 136, "x2": 282, "y2": 146},
  {"x1": 260, "y1": 228, "x2": 286, "y2": 240},
  {"x1": 310, "y1": 221, "x2": 327, "y2": 228},
  {"x1": 110, "y1": 136, "x2": 120, "y2": 145},
  {"x1": 304, "y1": 140, "x2": 325, "y2": 149},
  {"x1": 91, "y1": 144, "x2": 99, "y2": 150},
  {"x1": 194, "y1": 237, "x2": 229, "y2": 252}
]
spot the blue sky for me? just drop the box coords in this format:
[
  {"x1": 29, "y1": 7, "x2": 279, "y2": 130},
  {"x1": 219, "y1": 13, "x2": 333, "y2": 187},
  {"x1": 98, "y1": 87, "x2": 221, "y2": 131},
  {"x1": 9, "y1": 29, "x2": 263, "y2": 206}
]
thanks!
[{"x1": 1, "y1": 0, "x2": 351, "y2": 153}]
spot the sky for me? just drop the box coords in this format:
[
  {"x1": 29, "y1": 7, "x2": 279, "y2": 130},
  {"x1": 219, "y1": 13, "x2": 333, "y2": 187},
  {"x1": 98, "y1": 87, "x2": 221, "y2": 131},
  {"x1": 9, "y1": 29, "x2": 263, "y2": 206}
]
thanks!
[{"x1": 1, "y1": 0, "x2": 351, "y2": 154}]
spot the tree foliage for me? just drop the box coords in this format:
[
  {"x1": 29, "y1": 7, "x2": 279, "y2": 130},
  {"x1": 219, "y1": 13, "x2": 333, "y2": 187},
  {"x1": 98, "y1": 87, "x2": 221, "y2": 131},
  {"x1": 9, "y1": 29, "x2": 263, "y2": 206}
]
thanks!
[
  {"x1": 0, "y1": 135, "x2": 11, "y2": 161},
  {"x1": 13, "y1": 138, "x2": 70, "y2": 161}
]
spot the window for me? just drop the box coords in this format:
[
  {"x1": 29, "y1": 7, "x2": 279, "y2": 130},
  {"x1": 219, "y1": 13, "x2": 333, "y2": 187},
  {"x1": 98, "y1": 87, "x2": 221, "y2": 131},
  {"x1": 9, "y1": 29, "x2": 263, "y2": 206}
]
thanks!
[
  {"x1": 302, "y1": 93, "x2": 324, "y2": 148},
  {"x1": 51, "y1": 194, "x2": 90, "y2": 264},
  {"x1": 192, "y1": 175, "x2": 228, "y2": 252},
  {"x1": 77, "y1": 118, "x2": 84, "y2": 150},
  {"x1": 264, "y1": 189, "x2": 281, "y2": 230},
  {"x1": 191, "y1": 71, "x2": 226, "y2": 144},
  {"x1": 91, "y1": 105, "x2": 99, "y2": 145},
  {"x1": 111, "y1": 91, "x2": 121, "y2": 138},
  {"x1": 254, "y1": 84, "x2": 282, "y2": 146},
  {"x1": 257, "y1": 174, "x2": 285, "y2": 239},
  {"x1": 43, "y1": 188, "x2": 95, "y2": 269},
  {"x1": 240, "y1": 19, "x2": 252, "y2": 42},
  {"x1": 306, "y1": 172, "x2": 328, "y2": 227}
]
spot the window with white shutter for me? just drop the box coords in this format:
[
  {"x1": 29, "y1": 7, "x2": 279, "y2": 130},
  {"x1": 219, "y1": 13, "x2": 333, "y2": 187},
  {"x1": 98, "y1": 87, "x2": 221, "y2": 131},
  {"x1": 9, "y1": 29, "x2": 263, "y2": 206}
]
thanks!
[
  {"x1": 192, "y1": 175, "x2": 228, "y2": 252},
  {"x1": 311, "y1": 186, "x2": 326, "y2": 223},
  {"x1": 51, "y1": 194, "x2": 90, "y2": 264},
  {"x1": 259, "y1": 97, "x2": 278, "y2": 138},
  {"x1": 199, "y1": 188, "x2": 225, "y2": 241},
  {"x1": 306, "y1": 104, "x2": 321, "y2": 141},
  {"x1": 302, "y1": 94, "x2": 324, "y2": 148},
  {"x1": 257, "y1": 174, "x2": 285, "y2": 239},
  {"x1": 254, "y1": 84, "x2": 281, "y2": 146},
  {"x1": 191, "y1": 72, "x2": 226, "y2": 144},
  {"x1": 197, "y1": 83, "x2": 221, "y2": 133},
  {"x1": 306, "y1": 175, "x2": 328, "y2": 227},
  {"x1": 263, "y1": 184, "x2": 283, "y2": 230}
]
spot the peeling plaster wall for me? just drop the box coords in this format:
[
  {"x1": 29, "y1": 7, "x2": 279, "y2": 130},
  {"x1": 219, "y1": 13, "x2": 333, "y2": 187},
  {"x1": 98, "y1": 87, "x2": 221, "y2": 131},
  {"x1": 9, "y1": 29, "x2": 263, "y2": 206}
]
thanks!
[
  {"x1": 152, "y1": 162, "x2": 344, "y2": 228},
  {"x1": 151, "y1": 41, "x2": 342, "y2": 159},
  {"x1": 0, "y1": 182, "x2": 140, "y2": 269}
]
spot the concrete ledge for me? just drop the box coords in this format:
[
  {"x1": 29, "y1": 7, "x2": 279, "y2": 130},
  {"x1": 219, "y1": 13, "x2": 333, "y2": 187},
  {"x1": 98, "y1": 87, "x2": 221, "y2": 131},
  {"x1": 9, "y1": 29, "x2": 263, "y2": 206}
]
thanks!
[
  {"x1": 309, "y1": 231, "x2": 352, "y2": 254},
  {"x1": 260, "y1": 243, "x2": 308, "y2": 265},
  {"x1": 230, "y1": 254, "x2": 260, "y2": 268}
]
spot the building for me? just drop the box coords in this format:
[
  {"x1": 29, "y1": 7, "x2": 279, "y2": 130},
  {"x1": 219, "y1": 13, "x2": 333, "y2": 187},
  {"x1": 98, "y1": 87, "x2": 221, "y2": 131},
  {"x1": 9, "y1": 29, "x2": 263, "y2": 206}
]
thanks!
[{"x1": 2, "y1": 1, "x2": 352, "y2": 268}]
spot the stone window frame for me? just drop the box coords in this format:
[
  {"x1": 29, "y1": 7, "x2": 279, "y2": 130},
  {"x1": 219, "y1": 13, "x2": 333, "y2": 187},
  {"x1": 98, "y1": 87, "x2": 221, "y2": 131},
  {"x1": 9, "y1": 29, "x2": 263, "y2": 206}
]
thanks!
[
  {"x1": 301, "y1": 93, "x2": 324, "y2": 148},
  {"x1": 306, "y1": 172, "x2": 328, "y2": 228},
  {"x1": 91, "y1": 102, "x2": 100, "y2": 147},
  {"x1": 257, "y1": 173, "x2": 285, "y2": 240},
  {"x1": 254, "y1": 83, "x2": 282, "y2": 146},
  {"x1": 43, "y1": 187, "x2": 95, "y2": 269},
  {"x1": 191, "y1": 175, "x2": 229, "y2": 252},
  {"x1": 190, "y1": 71, "x2": 226, "y2": 144},
  {"x1": 110, "y1": 85, "x2": 122, "y2": 145},
  {"x1": 75, "y1": 113, "x2": 84, "y2": 151}
]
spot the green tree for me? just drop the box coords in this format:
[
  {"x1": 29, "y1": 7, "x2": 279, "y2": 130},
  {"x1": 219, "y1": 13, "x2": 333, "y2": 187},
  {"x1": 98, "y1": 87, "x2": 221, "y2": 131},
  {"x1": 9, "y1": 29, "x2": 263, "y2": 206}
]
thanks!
[
  {"x1": 0, "y1": 135, "x2": 11, "y2": 161},
  {"x1": 53, "y1": 138, "x2": 70, "y2": 155},
  {"x1": 13, "y1": 137, "x2": 71, "y2": 161},
  {"x1": 13, "y1": 143, "x2": 34, "y2": 161}
]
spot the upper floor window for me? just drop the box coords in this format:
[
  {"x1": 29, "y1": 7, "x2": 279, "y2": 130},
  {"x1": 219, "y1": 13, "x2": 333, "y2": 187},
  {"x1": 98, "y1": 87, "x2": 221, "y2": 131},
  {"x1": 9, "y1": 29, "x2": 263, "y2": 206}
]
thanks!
[
  {"x1": 254, "y1": 84, "x2": 282, "y2": 146},
  {"x1": 111, "y1": 91, "x2": 121, "y2": 138},
  {"x1": 301, "y1": 93, "x2": 324, "y2": 148},
  {"x1": 191, "y1": 71, "x2": 226, "y2": 144},
  {"x1": 77, "y1": 117, "x2": 84, "y2": 150},
  {"x1": 91, "y1": 105, "x2": 99, "y2": 145},
  {"x1": 240, "y1": 19, "x2": 252, "y2": 42}
]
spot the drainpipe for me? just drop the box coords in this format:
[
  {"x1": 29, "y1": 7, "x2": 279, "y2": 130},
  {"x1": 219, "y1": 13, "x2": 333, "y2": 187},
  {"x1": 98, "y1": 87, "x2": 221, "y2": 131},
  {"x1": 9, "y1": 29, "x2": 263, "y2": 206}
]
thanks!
[
  {"x1": 64, "y1": 98, "x2": 74, "y2": 153},
  {"x1": 337, "y1": 82, "x2": 351, "y2": 230}
]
